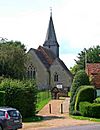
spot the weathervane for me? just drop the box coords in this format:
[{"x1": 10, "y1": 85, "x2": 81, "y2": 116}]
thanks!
[{"x1": 50, "y1": 0, "x2": 52, "y2": 16}]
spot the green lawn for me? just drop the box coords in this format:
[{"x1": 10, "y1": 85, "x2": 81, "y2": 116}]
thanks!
[
  {"x1": 71, "y1": 115, "x2": 100, "y2": 122},
  {"x1": 36, "y1": 90, "x2": 51, "y2": 112}
]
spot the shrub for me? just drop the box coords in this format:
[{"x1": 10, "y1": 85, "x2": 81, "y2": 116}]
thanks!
[
  {"x1": 69, "y1": 70, "x2": 90, "y2": 114},
  {"x1": 94, "y1": 97, "x2": 100, "y2": 103},
  {"x1": 0, "y1": 79, "x2": 37, "y2": 118},
  {"x1": 0, "y1": 91, "x2": 5, "y2": 106},
  {"x1": 79, "y1": 102, "x2": 100, "y2": 118},
  {"x1": 75, "y1": 86, "x2": 96, "y2": 111}
]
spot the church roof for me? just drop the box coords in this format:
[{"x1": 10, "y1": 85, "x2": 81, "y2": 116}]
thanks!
[
  {"x1": 37, "y1": 46, "x2": 56, "y2": 67},
  {"x1": 29, "y1": 46, "x2": 56, "y2": 69},
  {"x1": 32, "y1": 46, "x2": 72, "y2": 78},
  {"x1": 43, "y1": 13, "x2": 59, "y2": 47}
]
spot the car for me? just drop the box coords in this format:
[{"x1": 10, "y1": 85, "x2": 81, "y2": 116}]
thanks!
[{"x1": 0, "y1": 107, "x2": 22, "y2": 130}]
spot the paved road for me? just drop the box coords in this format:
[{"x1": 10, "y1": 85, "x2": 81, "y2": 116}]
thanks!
[
  {"x1": 45, "y1": 124, "x2": 100, "y2": 130},
  {"x1": 44, "y1": 124, "x2": 100, "y2": 130}
]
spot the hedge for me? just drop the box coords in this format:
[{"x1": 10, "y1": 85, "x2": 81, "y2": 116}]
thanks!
[
  {"x1": 69, "y1": 70, "x2": 90, "y2": 114},
  {"x1": 75, "y1": 86, "x2": 96, "y2": 111},
  {"x1": 79, "y1": 102, "x2": 100, "y2": 118},
  {"x1": 94, "y1": 97, "x2": 100, "y2": 103},
  {"x1": 0, "y1": 79, "x2": 37, "y2": 118},
  {"x1": 0, "y1": 91, "x2": 5, "y2": 106}
]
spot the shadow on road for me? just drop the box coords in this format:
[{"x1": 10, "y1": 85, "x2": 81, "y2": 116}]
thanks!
[{"x1": 42, "y1": 115, "x2": 65, "y2": 121}]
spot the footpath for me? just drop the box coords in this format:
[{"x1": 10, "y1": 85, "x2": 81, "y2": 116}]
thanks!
[{"x1": 21, "y1": 98, "x2": 96, "y2": 130}]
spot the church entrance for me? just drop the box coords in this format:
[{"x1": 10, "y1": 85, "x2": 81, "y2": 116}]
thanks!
[{"x1": 51, "y1": 87, "x2": 59, "y2": 99}]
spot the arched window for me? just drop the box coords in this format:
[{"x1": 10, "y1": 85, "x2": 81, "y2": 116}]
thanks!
[
  {"x1": 27, "y1": 64, "x2": 36, "y2": 79},
  {"x1": 54, "y1": 73, "x2": 58, "y2": 82}
]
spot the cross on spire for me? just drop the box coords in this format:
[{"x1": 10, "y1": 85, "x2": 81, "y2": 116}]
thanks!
[{"x1": 50, "y1": 7, "x2": 52, "y2": 17}]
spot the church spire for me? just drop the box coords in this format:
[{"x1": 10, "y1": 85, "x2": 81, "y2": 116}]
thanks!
[{"x1": 43, "y1": 9, "x2": 59, "y2": 57}]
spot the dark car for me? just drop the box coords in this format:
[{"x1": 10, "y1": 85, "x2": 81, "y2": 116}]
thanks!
[{"x1": 0, "y1": 107, "x2": 22, "y2": 130}]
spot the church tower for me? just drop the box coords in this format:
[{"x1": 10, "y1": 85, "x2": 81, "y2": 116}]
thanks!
[{"x1": 43, "y1": 10, "x2": 59, "y2": 57}]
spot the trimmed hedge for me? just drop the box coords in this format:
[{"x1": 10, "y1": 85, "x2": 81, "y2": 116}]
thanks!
[
  {"x1": 70, "y1": 70, "x2": 90, "y2": 114},
  {"x1": 0, "y1": 91, "x2": 5, "y2": 106},
  {"x1": 75, "y1": 86, "x2": 96, "y2": 111},
  {"x1": 79, "y1": 102, "x2": 100, "y2": 118},
  {"x1": 0, "y1": 79, "x2": 37, "y2": 118},
  {"x1": 94, "y1": 97, "x2": 100, "y2": 103}
]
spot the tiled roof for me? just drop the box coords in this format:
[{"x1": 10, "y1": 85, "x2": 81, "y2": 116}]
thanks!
[
  {"x1": 37, "y1": 46, "x2": 56, "y2": 66},
  {"x1": 86, "y1": 63, "x2": 100, "y2": 88},
  {"x1": 86, "y1": 63, "x2": 100, "y2": 75},
  {"x1": 34, "y1": 49, "x2": 50, "y2": 69}
]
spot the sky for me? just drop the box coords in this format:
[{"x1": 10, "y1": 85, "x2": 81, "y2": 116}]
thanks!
[{"x1": 0, "y1": 0, "x2": 100, "y2": 68}]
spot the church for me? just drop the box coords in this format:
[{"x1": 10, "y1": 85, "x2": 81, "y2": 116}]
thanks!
[{"x1": 26, "y1": 12, "x2": 73, "y2": 94}]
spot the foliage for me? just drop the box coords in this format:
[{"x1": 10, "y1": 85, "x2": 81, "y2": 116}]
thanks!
[
  {"x1": 94, "y1": 97, "x2": 100, "y2": 103},
  {"x1": 75, "y1": 86, "x2": 96, "y2": 111},
  {"x1": 0, "y1": 76, "x2": 4, "y2": 83},
  {"x1": 69, "y1": 70, "x2": 90, "y2": 114},
  {"x1": 0, "y1": 41, "x2": 27, "y2": 79},
  {"x1": 0, "y1": 91, "x2": 5, "y2": 106},
  {"x1": 79, "y1": 102, "x2": 100, "y2": 118},
  {"x1": 70, "y1": 64, "x2": 80, "y2": 76},
  {"x1": 0, "y1": 79, "x2": 37, "y2": 118},
  {"x1": 36, "y1": 91, "x2": 51, "y2": 112},
  {"x1": 71, "y1": 45, "x2": 100, "y2": 75}
]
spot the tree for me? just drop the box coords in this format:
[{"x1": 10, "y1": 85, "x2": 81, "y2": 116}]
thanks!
[
  {"x1": 0, "y1": 41, "x2": 27, "y2": 79},
  {"x1": 71, "y1": 45, "x2": 100, "y2": 75}
]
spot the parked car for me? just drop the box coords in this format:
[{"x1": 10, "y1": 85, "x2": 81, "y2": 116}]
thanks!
[{"x1": 0, "y1": 107, "x2": 22, "y2": 130}]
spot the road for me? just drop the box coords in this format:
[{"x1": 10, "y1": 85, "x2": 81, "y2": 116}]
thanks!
[{"x1": 44, "y1": 124, "x2": 100, "y2": 130}]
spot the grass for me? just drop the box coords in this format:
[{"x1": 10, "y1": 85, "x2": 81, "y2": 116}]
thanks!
[
  {"x1": 36, "y1": 97, "x2": 51, "y2": 112},
  {"x1": 36, "y1": 91, "x2": 51, "y2": 112},
  {"x1": 71, "y1": 115, "x2": 100, "y2": 122},
  {"x1": 68, "y1": 92, "x2": 71, "y2": 97}
]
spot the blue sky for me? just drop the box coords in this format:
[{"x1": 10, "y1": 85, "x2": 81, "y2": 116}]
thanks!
[{"x1": 0, "y1": 0, "x2": 100, "y2": 68}]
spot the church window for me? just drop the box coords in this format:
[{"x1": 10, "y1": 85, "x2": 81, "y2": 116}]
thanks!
[
  {"x1": 27, "y1": 64, "x2": 36, "y2": 79},
  {"x1": 54, "y1": 73, "x2": 58, "y2": 82}
]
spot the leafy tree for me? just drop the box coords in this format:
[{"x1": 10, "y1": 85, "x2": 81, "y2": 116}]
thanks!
[
  {"x1": 70, "y1": 64, "x2": 79, "y2": 76},
  {"x1": 71, "y1": 45, "x2": 100, "y2": 75},
  {"x1": 0, "y1": 41, "x2": 27, "y2": 79}
]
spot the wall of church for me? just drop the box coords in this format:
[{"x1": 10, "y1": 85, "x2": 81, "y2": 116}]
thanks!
[
  {"x1": 27, "y1": 50, "x2": 49, "y2": 90},
  {"x1": 50, "y1": 59, "x2": 72, "y2": 91}
]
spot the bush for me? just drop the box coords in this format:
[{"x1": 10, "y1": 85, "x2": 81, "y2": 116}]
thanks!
[
  {"x1": 0, "y1": 91, "x2": 5, "y2": 106},
  {"x1": 75, "y1": 86, "x2": 96, "y2": 111},
  {"x1": 94, "y1": 97, "x2": 100, "y2": 103},
  {"x1": 79, "y1": 102, "x2": 100, "y2": 118},
  {"x1": 69, "y1": 70, "x2": 90, "y2": 114},
  {"x1": 0, "y1": 79, "x2": 37, "y2": 118}
]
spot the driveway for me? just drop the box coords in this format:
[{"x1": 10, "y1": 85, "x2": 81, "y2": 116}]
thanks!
[{"x1": 20, "y1": 98, "x2": 99, "y2": 130}]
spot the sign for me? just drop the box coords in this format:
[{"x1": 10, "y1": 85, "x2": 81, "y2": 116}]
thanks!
[{"x1": 56, "y1": 84, "x2": 62, "y2": 89}]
